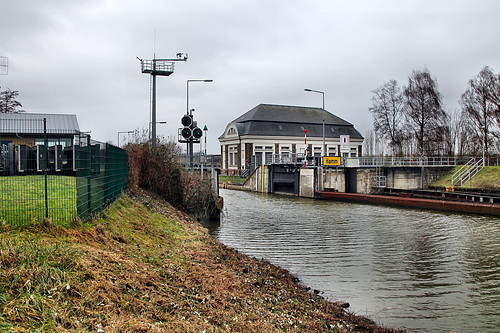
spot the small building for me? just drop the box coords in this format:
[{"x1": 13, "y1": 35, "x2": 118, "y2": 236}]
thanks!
[
  {"x1": 0, "y1": 113, "x2": 81, "y2": 174},
  {"x1": 218, "y1": 104, "x2": 364, "y2": 173}
]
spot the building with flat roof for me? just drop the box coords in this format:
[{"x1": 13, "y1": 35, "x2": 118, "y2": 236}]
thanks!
[{"x1": 218, "y1": 104, "x2": 363, "y2": 173}]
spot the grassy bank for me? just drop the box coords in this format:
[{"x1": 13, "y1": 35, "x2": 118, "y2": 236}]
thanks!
[
  {"x1": 0, "y1": 189, "x2": 399, "y2": 332},
  {"x1": 431, "y1": 166, "x2": 500, "y2": 188}
]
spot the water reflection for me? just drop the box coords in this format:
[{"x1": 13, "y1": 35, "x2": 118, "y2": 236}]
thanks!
[{"x1": 212, "y1": 189, "x2": 500, "y2": 332}]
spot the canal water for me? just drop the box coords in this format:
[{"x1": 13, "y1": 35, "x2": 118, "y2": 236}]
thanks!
[{"x1": 209, "y1": 189, "x2": 500, "y2": 332}]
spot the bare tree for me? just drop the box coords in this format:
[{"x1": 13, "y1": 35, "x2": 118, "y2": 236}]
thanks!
[
  {"x1": 0, "y1": 88, "x2": 24, "y2": 113},
  {"x1": 445, "y1": 110, "x2": 465, "y2": 157},
  {"x1": 460, "y1": 66, "x2": 500, "y2": 162},
  {"x1": 403, "y1": 68, "x2": 447, "y2": 156},
  {"x1": 369, "y1": 80, "x2": 405, "y2": 155},
  {"x1": 363, "y1": 129, "x2": 375, "y2": 156}
]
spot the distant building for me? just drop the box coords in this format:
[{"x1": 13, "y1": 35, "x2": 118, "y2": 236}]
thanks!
[
  {"x1": 0, "y1": 113, "x2": 80, "y2": 174},
  {"x1": 218, "y1": 104, "x2": 363, "y2": 173},
  {"x1": 0, "y1": 112, "x2": 80, "y2": 147}
]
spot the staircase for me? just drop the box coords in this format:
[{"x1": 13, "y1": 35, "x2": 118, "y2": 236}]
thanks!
[{"x1": 451, "y1": 158, "x2": 484, "y2": 187}]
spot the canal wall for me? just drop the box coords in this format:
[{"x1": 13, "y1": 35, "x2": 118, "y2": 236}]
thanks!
[
  {"x1": 385, "y1": 166, "x2": 453, "y2": 189},
  {"x1": 237, "y1": 165, "x2": 270, "y2": 193},
  {"x1": 233, "y1": 165, "x2": 454, "y2": 198}
]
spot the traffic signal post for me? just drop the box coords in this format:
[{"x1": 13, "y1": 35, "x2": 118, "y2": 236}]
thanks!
[
  {"x1": 179, "y1": 109, "x2": 203, "y2": 166},
  {"x1": 180, "y1": 79, "x2": 213, "y2": 166}
]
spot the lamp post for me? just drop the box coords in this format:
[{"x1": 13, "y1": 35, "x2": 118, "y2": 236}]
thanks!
[
  {"x1": 150, "y1": 121, "x2": 167, "y2": 143},
  {"x1": 304, "y1": 88, "x2": 325, "y2": 163},
  {"x1": 186, "y1": 79, "x2": 213, "y2": 166},
  {"x1": 117, "y1": 130, "x2": 133, "y2": 147},
  {"x1": 483, "y1": 125, "x2": 487, "y2": 167}
]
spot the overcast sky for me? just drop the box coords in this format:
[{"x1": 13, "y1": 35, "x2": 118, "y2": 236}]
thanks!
[{"x1": 1, "y1": 0, "x2": 499, "y2": 153}]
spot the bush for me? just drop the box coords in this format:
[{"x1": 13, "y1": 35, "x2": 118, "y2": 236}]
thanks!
[{"x1": 127, "y1": 142, "x2": 219, "y2": 220}]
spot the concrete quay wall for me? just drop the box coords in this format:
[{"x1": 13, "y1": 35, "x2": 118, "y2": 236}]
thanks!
[{"x1": 231, "y1": 165, "x2": 454, "y2": 198}]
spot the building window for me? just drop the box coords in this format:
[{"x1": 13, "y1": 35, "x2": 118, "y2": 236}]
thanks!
[
  {"x1": 227, "y1": 128, "x2": 236, "y2": 135},
  {"x1": 265, "y1": 152, "x2": 273, "y2": 164},
  {"x1": 229, "y1": 152, "x2": 239, "y2": 166},
  {"x1": 228, "y1": 146, "x2": 238, "y2": 167},
  {"x1": 35, "y1": 138, "x2": 73, "y2": 148}
]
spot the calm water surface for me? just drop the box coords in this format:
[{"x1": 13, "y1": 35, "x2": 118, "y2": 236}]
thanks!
[{"x1": 209, "y1": 189, "x2": 500, "y2": 332}]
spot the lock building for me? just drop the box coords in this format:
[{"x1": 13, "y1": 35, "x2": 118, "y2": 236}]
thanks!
[{"x1": 218, "y1": 104, "x2": 364, "y2": 174}]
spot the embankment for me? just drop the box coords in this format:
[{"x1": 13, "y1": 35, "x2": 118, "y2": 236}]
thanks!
[{"x1": 0, "y1": 189, "x2": 401, "y2": 332}]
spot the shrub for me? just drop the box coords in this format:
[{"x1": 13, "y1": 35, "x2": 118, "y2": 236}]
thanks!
[{"x1": 127, "y1": 141, "x2": 219, "y2": 220}]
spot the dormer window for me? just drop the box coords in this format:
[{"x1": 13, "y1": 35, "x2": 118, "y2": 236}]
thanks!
[{"x1": 227, "y1": 128, "x2": 236, "y2": 135}]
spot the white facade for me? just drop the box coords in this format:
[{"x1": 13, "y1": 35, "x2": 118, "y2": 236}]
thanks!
[{"x1": 218, "y1": 104, "x2": 364, "y2": 172}]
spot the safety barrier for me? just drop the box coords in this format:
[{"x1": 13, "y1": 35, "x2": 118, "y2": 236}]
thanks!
[{"x1": 0, "y1": 117, "x2": 128, "y2": 226}]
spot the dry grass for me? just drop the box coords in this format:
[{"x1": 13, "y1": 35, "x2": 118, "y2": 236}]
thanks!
[{"x1": 0, "y1": 189, "x2": 401, "y2": 332}]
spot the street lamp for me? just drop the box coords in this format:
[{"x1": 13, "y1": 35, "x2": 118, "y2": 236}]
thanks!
[
  {"x1": 482, "y1": 125, "x2": 487, "y2": 166},
  {"x1": 117, "y1": 130, "x2": 133, "y2": 147},
  {"x1": 186, "y1": 79, "x2": 213, "y2": 166},
  {"x1": 304, "y1": 88, "x2": 325, "y2": 161},
  {"x1": 150, "y1": 121, "x2": 167, "y2": 143}
]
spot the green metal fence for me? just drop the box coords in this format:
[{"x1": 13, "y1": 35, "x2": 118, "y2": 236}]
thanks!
[{"x1": 0, "y1": 117, "x2": 128, "y2": 226}]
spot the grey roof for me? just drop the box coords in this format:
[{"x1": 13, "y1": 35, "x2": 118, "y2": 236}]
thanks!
[
  {"x1": 221, "y1": 104, "x2": 363, "y2": 140},
  {"x1": 231, "y1": 104, "x2": 353, "y2": 126},
  {"x1": 0, "y1": 113, "x2": 80, "y2": 134}
]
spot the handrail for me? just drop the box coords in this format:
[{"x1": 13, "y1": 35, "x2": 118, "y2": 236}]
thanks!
[
  {"x1": 452, "y1": 158, "x2": 483, "y2": 186},
  {"x1": 358, "y1": 156, "x2": 457, "y2": 167},
  {"x1": 451, "y1": 159, "x2": 475, "y2": 186}
]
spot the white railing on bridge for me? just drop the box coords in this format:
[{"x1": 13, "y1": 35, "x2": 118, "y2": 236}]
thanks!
[
  {"x1": 263, "y1": 153, "x2": 307, "y2": 165},
  {"x1": 254, "y1": 154, "x2": 458, "y2": 168},
  {"x1": 358, "y1": 156, "x2": 457, "y2": 167}
]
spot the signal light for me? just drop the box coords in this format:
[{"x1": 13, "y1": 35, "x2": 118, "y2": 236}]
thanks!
[
  {"x1": 181, "y1": 114, "x2": 192, "y2": 127},
  {"x1": 193, "y1": 127, "x2": 203, "y2": 139},
  {"x1": 181, "y1": 127, "x2": 192, "y2": 139}
]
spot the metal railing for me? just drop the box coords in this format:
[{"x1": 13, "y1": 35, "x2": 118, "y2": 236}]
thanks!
[
  {"x1": 241, "y1": 154, "x2": 462, "y2": 169},
  {"x1": 359, "y1": 156, "x2": 458, "y2": 167},
  {"x1": 140, "y1": 59, "x2": 175, "y2": 74},
  {"x1": 252, "y1": 153, "x2": 317, "y2": 167},
  {"x1": 451, "y1": 158, "x2": 484, "y2": 186},
  {"x1": 0, "y1": 118, "x2": 128, "y2": 226}
]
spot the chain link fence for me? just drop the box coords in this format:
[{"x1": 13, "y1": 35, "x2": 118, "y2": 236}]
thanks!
[{"x1": 1, "y1": 117, "x2": 128, "y2": 226}]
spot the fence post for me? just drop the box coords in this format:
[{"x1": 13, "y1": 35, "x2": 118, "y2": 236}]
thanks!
[
  {"x1": 87, "y1": 135, "x2": 92, "y2": 213},
  {"x1": 44, "y1": 118, "x2": 49, "y2": 219}
]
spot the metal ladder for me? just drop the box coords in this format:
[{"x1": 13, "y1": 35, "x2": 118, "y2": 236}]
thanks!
[{"x1": 374, "y1": 166, "x2": 387, "y2": 187}]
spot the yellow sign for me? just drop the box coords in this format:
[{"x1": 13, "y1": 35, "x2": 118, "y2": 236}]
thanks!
[{"x1": 323, "y1": 156, "x2": 341, "y2": 166}]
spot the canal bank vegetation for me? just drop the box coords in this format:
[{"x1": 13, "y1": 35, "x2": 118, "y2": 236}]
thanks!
[
  {"x1": 431, "y1": 166, "x2": 500, "y2": 188},
  {"x1": 127, "y1": 141, "x2": 221, "y2": 221},
  {"x1": 0, "y1": 189, "x2": 401, "y2": 332}
]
